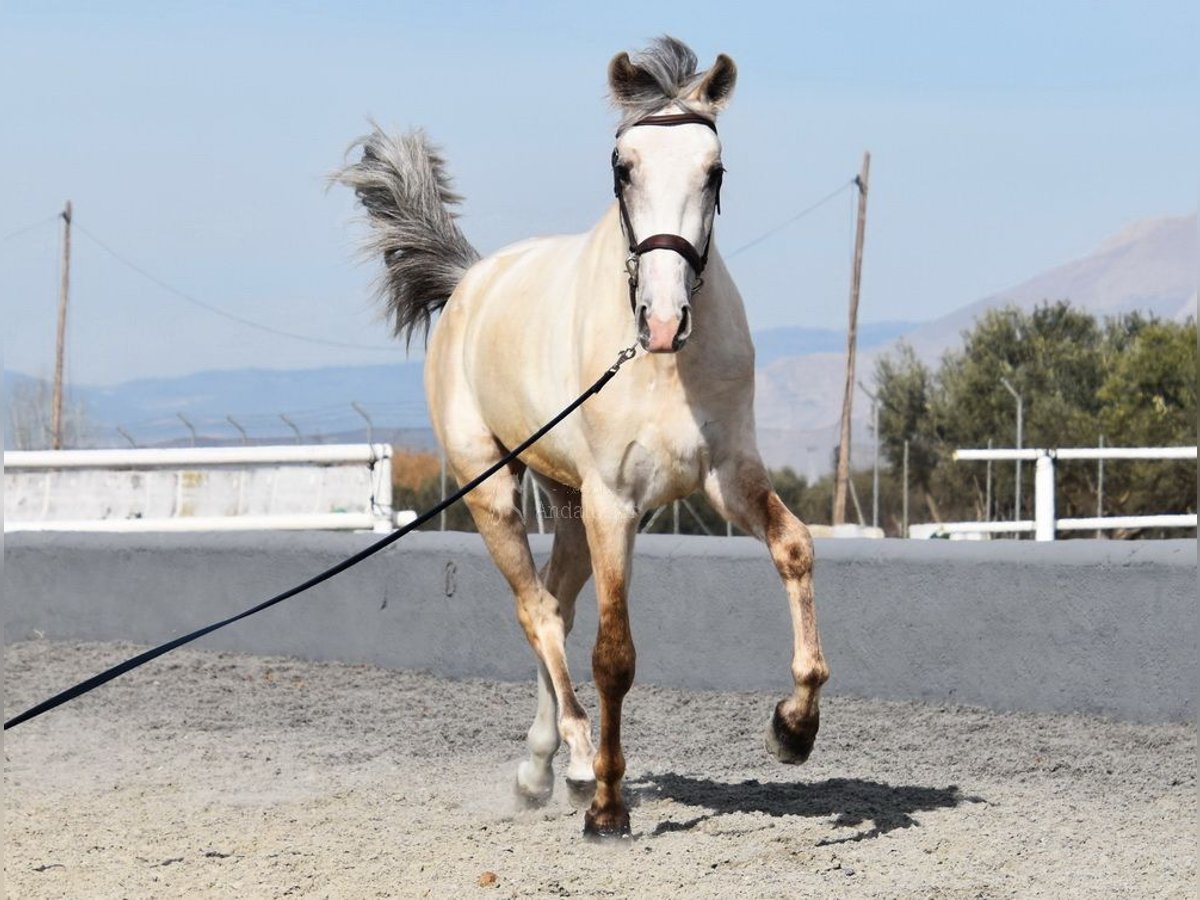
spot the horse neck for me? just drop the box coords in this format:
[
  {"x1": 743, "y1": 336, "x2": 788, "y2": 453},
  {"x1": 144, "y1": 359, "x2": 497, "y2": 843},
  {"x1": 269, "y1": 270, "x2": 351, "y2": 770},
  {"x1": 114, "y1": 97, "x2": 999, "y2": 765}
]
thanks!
[
  {"x1": 579, "y1": 203, "x2": 634, "y2": 326},
  {"x1": 591, "y1": 201, "x2": 628, "y2": 272}
]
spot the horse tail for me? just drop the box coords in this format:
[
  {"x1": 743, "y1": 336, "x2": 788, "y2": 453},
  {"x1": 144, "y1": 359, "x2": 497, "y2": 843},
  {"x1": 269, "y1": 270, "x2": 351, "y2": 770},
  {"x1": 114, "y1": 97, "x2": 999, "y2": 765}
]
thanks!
[{"x1": 334, "y1": 125, "x2": 480, "y2": 348}]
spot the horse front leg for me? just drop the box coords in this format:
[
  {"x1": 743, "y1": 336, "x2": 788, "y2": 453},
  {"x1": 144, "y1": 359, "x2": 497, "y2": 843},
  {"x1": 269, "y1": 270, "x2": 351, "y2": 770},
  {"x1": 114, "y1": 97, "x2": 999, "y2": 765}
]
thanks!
[
  {"x1": 580, "y1": 481, "x2": 638, "y2": 838},
  {"x1": 705, "y1": 454, "x2": 829, "y2": 764}
]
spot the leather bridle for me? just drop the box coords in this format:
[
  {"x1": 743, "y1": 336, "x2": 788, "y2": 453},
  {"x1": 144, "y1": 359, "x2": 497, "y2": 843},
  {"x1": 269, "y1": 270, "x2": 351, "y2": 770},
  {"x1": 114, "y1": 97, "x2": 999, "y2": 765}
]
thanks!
[{"x1": 612, "y1": 112, "x2": 723, "y2": 312}]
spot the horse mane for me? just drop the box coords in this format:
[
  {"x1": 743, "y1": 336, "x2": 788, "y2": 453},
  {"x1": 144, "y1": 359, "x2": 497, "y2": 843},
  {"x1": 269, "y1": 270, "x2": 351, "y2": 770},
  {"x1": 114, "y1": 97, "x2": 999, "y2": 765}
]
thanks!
[{"x1": 611, "y1": 36, "x2": 708, "y2": 132}]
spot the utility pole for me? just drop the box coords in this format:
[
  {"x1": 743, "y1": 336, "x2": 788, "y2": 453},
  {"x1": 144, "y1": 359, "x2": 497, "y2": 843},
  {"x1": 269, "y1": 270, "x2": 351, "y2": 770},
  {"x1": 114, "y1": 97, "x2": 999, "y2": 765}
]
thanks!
[
  {"x1": 833, "y1": 152, "x2": 870, "y2": 525},
  {"x1": 51, "y1": 200, "x2": 72, "y2": 449}
]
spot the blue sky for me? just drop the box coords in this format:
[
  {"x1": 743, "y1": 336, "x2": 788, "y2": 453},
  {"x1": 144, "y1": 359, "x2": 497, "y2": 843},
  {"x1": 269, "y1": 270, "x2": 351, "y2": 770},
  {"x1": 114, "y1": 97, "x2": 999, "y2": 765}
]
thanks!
[{"x1": 2, "y1": 1, "x2": 1197, "y2": 385}]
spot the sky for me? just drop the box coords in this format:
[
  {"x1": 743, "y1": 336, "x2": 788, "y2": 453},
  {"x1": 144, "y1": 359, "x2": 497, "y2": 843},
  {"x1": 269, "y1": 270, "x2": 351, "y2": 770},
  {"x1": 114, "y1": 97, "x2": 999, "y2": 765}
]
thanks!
[{"x1": 2, "y1": 1, "x2": 1197, "y2": 387}]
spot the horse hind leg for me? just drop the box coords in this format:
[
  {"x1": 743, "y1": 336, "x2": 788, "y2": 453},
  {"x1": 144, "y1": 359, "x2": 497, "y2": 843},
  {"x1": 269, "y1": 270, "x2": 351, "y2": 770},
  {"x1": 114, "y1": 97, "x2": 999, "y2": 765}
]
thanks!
[
  {"x1": 449, "y1": 445, "x2": 595, "y2": 807},
  {"x1": 516, "y1": 477, "x2": 595, "y2": 807}
]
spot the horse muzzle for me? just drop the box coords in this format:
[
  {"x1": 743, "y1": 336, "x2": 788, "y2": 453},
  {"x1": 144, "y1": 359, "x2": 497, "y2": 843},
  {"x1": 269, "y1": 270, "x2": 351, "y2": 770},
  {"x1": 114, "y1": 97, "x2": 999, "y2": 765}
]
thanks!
[{"x1": 637, "y1": 303, "x2": 692, "y2": 353}]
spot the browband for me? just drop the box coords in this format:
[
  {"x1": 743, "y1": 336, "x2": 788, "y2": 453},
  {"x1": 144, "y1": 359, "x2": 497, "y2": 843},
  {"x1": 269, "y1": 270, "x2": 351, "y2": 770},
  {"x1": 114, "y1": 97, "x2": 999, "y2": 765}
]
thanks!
[{"x1": 616, "y1": 112, "x2": 718, "y2": 136}]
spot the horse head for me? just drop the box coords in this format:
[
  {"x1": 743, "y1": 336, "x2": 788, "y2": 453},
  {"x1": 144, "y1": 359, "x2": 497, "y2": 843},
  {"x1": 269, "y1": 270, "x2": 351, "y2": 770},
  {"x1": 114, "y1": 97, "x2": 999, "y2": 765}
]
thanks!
[{"x1": 608, "y1": 36, "x2": 737, "y2": 354}]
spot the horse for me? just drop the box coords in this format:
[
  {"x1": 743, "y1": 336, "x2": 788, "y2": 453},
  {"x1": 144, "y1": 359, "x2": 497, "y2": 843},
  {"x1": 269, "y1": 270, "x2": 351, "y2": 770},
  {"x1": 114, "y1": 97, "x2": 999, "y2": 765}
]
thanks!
[{"x1": 336, "y1": 36, "x2": 828, "y2": 838}]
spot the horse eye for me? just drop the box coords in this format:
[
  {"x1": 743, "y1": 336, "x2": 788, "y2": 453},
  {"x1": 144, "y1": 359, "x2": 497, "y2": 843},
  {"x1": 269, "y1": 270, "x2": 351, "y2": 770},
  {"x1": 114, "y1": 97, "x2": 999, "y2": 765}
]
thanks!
[
  {"x1": 708, "y1": 165, "x2": 726, "y2": 187},
  {"x1": 615, "y1": 163, "x2": 632, "y2": 185}
]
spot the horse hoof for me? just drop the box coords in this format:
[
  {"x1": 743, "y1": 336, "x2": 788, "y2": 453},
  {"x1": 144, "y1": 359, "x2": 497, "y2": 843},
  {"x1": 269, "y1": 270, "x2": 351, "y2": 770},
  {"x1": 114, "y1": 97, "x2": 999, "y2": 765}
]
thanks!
[
  {"x1": 514, "y1": 762, "x2": 554, "y2": 807},
  {"x1": 564, "y1": 777, "x2": 597, "y2": 808},
  {"x1": 583, "y1": 806, "x2": 631, "y2": 840},
  {"x1": 766, "y1": 700, "x2": 818, "y2": 765}
]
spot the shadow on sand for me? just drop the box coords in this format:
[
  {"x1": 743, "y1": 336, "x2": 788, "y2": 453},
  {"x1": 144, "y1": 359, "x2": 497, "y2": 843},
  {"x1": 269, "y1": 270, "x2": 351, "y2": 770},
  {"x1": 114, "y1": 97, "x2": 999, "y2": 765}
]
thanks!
[{"x1": 629, "y1": 773, "x2": 983, "y2": 844}]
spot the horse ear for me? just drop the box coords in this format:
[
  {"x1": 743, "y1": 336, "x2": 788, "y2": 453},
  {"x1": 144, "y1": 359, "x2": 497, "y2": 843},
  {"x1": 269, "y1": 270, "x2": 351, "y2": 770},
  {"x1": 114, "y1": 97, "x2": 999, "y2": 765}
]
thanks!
[
  {"x1": 608, "y1": 51, "x2": 660, "y2": 107},
  {"x1": 691, "y1": 54, "x2": 738, "y2": 111}
]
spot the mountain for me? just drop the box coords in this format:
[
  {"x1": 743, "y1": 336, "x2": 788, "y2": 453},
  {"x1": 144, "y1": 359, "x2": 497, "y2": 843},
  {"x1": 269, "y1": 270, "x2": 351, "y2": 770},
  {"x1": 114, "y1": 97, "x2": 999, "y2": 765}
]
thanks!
[
  {"x1": 4, "y1": 364, "x2": 431, "y2": 448},
  {"x1": 2, "y1": 323, "x2": 915, "y2": 450},
  {"x1": 752, "y1": 214, "x2": 1197, "y2": 475},
  {"x1": 751, "y1": 321, "x2": 917, "y2": 367},
  {"x1": 899, "y1": 215, "x2": 1196, "y2": 362}
]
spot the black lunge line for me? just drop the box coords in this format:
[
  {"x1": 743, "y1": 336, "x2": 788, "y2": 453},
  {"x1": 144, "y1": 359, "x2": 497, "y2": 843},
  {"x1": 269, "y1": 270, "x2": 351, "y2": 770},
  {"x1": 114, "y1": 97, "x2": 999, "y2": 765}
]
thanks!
[{"x1": 4, "y1": 345, "x2": 639, "y2": 731}]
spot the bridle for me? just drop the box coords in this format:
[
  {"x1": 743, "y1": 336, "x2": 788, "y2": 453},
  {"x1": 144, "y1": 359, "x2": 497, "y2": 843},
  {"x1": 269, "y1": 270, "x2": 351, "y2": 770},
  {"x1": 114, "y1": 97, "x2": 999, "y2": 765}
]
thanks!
[{"x1": 612, "y1": 112, "x2": 723, "y2": 312}]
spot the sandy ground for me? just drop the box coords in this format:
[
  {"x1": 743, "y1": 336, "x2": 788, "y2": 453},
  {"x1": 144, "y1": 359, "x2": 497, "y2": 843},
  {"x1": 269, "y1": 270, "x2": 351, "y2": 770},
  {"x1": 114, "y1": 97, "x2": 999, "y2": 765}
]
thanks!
[{"x1": 3, "y1": 639, "x2": 1195, "y2": 898}]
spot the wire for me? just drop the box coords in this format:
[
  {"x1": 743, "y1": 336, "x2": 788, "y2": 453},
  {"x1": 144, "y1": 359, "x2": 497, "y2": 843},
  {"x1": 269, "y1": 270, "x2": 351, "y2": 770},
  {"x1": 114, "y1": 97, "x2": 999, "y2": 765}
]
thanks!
[
  {"x1": 725, "y1": 179, "x2": 856, "y2": 260},
  {"x1": 73, "y1": 222, "x2": 402, "y2": 352},
  {"x1": 2, "y1": 214, "x2": 60, "y2": 242}
]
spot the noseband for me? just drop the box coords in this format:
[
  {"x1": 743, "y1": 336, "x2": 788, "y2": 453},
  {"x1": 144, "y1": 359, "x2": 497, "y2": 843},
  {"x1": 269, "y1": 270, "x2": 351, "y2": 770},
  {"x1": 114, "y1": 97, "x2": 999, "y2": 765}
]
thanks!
[{"x1": 612, "y1": 113, "x2": 723, "y2": 311}]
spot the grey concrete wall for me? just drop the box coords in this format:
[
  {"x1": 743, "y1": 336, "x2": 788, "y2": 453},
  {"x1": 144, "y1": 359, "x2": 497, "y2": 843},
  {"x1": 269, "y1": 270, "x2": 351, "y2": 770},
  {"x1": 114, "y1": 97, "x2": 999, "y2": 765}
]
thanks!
[{"x1": 3, "y1": 532, "x2": 1195, "y2": 722}]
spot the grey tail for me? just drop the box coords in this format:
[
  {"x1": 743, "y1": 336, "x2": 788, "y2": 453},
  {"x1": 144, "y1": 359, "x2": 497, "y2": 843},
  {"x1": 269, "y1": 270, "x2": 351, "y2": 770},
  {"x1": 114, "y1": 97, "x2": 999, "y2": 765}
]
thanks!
[{"x1": 334, "y1": 125, "x2": 480, "y2": 348}]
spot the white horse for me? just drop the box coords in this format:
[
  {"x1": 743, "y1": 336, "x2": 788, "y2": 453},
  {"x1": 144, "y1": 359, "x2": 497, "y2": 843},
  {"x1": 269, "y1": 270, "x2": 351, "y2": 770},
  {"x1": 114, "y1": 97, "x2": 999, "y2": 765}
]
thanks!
[{"x1": 338, "y1": 36, "x2": 827, "y2": 838}]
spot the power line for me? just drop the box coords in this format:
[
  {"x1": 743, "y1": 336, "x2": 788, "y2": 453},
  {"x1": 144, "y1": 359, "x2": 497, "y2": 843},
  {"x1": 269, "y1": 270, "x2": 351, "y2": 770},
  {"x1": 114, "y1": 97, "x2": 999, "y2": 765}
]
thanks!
[
  {"x1": 73, "y1": 222, "x2": 402, "y2": 352},
  {"x1": 2, "y1": 214, "x2": 59, "y2": 242},
  {"x1": 725, "y1": 179, "x2": 856, "y2": 260}
]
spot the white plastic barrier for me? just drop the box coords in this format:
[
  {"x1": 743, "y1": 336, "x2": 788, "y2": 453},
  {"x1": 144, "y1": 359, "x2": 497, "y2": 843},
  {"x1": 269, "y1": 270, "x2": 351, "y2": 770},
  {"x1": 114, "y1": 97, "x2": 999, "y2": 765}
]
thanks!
[
  {"x1": 912, "y1": 446, "x2": 1197, "y2": 540},
  {"x1": 3, "y1": 444, "x2": 414, "y2": 533}
]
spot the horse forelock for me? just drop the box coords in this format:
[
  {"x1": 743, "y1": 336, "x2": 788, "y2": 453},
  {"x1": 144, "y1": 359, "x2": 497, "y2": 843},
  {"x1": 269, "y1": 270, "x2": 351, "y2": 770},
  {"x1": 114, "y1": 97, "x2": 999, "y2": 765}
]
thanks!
[{"x1": 610, "y1": 36, "x2": 709, "y2": 132}]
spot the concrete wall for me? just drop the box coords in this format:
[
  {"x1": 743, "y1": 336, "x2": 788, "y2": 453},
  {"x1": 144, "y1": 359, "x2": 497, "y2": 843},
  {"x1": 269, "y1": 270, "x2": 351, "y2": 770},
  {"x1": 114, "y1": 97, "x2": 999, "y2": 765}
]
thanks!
[{"x1": 3, "y1": 532, "x2": 1195, "y2": 722}]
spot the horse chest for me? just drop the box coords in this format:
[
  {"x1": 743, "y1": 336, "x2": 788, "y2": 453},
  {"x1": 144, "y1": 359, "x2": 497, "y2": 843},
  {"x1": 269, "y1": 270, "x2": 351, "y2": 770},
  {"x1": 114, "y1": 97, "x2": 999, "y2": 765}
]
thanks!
[{"x1": 605, "y1": 403, "x2": 713, "y2": 507}]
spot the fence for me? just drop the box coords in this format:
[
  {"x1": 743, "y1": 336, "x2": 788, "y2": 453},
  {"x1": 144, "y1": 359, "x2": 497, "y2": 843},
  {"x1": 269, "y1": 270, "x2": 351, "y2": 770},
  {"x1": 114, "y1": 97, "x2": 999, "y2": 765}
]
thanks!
[
  {"x1": 909, "y1": 446, "x2": 1197, "y2": 540},
  {"x1": 3, "y1": 444, "x2": 412, "y2": 533}
]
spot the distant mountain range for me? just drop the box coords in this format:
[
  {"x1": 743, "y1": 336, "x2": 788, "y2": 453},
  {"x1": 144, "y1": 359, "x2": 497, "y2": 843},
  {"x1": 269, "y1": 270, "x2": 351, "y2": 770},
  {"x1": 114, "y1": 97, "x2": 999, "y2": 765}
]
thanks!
[
  {"x1": 754, "y1": 214, "x2": 1196, "y2": 476},
  {"x1": 897, "y1": 215, "x2": 1196, "y2": 362},
  {"x1": 6, "y1": 214, "x2": 1195, "y2": 477},
  {"x1": 3, "y1": 322, "x2": 917, "y2": 450}
]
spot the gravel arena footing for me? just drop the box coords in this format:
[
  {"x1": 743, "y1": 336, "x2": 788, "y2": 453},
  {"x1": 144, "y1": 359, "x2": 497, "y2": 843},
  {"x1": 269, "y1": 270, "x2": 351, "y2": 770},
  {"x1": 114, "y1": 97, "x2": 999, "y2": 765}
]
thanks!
[{"x1": 4, "y1": 640, "x2": 1196, "y2": 898}]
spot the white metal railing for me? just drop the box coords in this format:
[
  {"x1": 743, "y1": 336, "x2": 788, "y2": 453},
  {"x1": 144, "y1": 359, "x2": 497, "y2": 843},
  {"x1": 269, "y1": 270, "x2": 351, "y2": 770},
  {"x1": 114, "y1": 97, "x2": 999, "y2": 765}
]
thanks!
[
  {"x1": 4, "y1": 444, "x2": 414, "y2": 533},
  {"x1": 910, "y1": 446, "x2": 1197, "y2": 541}
]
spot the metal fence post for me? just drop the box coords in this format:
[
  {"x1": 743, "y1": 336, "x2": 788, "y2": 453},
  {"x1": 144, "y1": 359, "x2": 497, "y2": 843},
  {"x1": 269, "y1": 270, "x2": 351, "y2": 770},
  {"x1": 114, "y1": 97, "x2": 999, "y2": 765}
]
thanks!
[{"x1": 439, "y1": 450, "x2": 447, "y2": 531}]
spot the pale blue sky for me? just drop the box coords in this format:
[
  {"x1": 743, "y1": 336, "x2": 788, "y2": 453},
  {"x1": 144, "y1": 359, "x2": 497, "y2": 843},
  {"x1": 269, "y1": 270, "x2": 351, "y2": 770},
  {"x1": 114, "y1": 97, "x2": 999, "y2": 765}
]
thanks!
[{"x1": 2, "y1": 1, "x2": 1197, "y2": 385}]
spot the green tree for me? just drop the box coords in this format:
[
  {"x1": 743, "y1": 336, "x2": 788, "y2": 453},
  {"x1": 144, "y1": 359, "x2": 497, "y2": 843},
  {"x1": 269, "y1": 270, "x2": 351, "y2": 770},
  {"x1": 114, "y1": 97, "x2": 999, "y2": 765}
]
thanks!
[
  {"x1": 1099, "y1": 319, "x2": 1197, "y2": 445},
  {"x1": 930, "y1": 302, "x2": 1107, "y2": 520},
  {"x1": 1096, "y1": 319, "x2": 1198, "y2": 527},
  {"x1": 874, "y1": 342, "x2": 936, "y2": 485},
  {"x1": 871, "y1": 301, "x2": 1196, "y2": 535}
]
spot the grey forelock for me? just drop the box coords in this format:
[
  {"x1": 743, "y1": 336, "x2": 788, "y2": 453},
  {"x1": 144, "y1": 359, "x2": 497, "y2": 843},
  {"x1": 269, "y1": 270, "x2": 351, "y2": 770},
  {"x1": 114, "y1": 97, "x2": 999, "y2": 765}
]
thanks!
[{"x1": 613, "y1": 36, "x2": 709, "y2": 132}]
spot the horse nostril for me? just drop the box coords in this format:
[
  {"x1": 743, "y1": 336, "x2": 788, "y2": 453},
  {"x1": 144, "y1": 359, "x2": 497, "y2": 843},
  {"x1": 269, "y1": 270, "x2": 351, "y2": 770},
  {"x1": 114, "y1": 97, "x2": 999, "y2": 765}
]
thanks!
[
  {"x1": 636, "y1": 304, "x2": 651, "y2": 342},
  {"x1": 677, "y1": 305, "x2": 692, "y2": 340}
]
